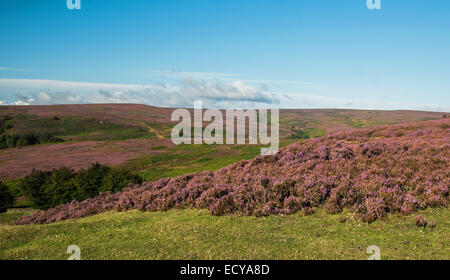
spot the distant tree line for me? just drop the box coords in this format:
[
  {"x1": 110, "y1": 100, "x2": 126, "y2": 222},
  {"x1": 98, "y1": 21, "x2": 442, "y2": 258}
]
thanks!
[
  {"x1": 0, "y1": 132, "x2": 64, "y2": 149},
  {"x1": 0, "y1": 115, "x2": 64, "y2": 149},
  {"x1": 19, "y1": 163, "x2": 143, "y2": 210}
]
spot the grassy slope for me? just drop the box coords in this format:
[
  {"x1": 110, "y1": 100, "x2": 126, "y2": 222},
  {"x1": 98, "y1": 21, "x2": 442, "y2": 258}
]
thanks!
[
  {"x1": 0, "y1": 105, "x2": 448, "y2": 260},
  {"x1": 130, "y1": 141, "x2": 297, "y2": 181},
  {"x1": 0, "y1": 207, "x2": 448, "y2": 260}
]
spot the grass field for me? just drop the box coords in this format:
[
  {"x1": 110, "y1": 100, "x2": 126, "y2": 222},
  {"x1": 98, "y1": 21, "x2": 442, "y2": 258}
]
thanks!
[{"x1": 0, "y1": 207, "x2": 448, "y2": 260}]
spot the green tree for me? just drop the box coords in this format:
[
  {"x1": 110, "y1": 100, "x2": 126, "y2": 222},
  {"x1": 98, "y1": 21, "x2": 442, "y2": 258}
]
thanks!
[
  {"x1": 0, "y1": 182, "x2": 14, "y2": 213},
  {"x1": 100, "y1": 168, "x2": 143, "y2": 193},
  {"x1": 20, "y1": 169, "x2": 51, "y2": 210},
  {"x1": 74, "y1": 163, "x2": 111, "y2": 201},
  {"x1": 43, "y1": 167, "x2": 77, "y2": 208},
  {"x1": 19, "y1": 164, "x2": 143, "y2": 210}
]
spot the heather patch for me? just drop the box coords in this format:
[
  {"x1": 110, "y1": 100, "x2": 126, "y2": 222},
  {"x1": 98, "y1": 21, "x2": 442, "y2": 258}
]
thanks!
[
  {"x1": 16, "y1": 118, "x2": 450, "y2": 225},
  {"x1": 0, "y1": 138, "x2": 172, "y2": 181}
]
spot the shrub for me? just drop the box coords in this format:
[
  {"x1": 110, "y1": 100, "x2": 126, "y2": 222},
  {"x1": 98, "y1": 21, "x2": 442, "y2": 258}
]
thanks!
[
  {"x1": 20, "y1": 169, "x2": 52, "y2": 210},
  {"x1": 414, "y1": 215, "x2": 427, "y2": 227},
  {"x1": 427, "y1": 220, "x2": 436, "y2": 228},
  {"x1": 0, "y1": 182, "x2": 14, "y2": 213},
  {"x1": 99, "y1": 168, "x2": 143, "y2": 193},
  {"x1": 43, "y1": 167, "x2": 77, "y2": 208},
  {"x1": 20, "y1": 163, "x2": 142, "y2": 210},
  {"x1": 3, "y1": 180, "x2": 24, "y2": 198},
  {"x1": 74, "y1": 163, "x2": 111, "y2": 201}
]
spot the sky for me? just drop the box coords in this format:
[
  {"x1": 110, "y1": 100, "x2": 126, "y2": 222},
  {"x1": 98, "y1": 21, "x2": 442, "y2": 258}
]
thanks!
[{"x1": 0, "y1": 0, "x2": 449, "y2": 111}]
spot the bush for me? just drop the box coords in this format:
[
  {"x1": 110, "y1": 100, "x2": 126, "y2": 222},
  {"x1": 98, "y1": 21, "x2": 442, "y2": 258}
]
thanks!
[
  {"x1": 74, "y1": 163, "x2": 111, "y2": 201},
  {"x1": 43, "y1": 167, "x2": 77, "y2": 209},
  {"x1": 0, "y1": 182, "x2": 14, "y2": 213},
  {"x1": 20, "y1": 163, "x2": 142, "y2": 210},
  {"x1": 20, "y1": 169, "x2": 52, "y2": 210},
  {"x1": 99, "y1": 168, "x2": 143, "y2": 193},
  {"x1": 3, "y1": 179, "x2": 24, "y2": 198},
  {"x1": 414, "y1": 215, "x2": 427, "y2": 227}
]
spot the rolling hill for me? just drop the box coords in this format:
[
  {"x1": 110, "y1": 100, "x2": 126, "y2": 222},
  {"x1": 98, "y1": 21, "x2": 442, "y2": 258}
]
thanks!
[
  {"x1": 0, "y1": 105, "x2": 448, "y2": 260},
  {"x1": 0, "y1": 104, "x2": 446, "y2": 181},
  {"x1": 15, "y1": 117, "x2": 449, "y2": 225}
]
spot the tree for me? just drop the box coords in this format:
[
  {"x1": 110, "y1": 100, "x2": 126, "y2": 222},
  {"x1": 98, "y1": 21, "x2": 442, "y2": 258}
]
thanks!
[
  {"x1": 74, "y1": 163, "x2": 111, "y2": 201},
  {"x1": 0, "y1": 182, "x2": 14, "y2": 213},
  {"x1": 43, "y1": 167, "x2": 77, "y2": 208},
  {"x1": 20, "y1": 169, "x2": 51, "y2": 210},
  {"x1": 19, "y1": 164, "x2": 143, "y2": 210},
  {"x1": 100, "y1": 168, "x2": 143, "y2": 193}
]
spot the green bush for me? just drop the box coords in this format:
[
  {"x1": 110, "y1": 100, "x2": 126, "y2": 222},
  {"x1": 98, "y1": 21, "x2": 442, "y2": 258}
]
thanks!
[
  {"x1": 43, "y1": 167, "x2": 77, "y2": 209},
  {"x1": 73, "y1": 163, "x2": 111, "y2": 201},
  {"x1": 20, "y1": 169, "x2": 52, "y2": 210},
  {"x1": 0, "y1": 182, "x2": 14, "y2": 213},
  {"x1": 20, "y1": 163, "x2": 142, "y2": 210},
  {"x1": 99, "y1": 168, "x2": 143, "y2": 193},
  {"x1": 3, "y1": 179, "x2": 24, "y2": 198}
]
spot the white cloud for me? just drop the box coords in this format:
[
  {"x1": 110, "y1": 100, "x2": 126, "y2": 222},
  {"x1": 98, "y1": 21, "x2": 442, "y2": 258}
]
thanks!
[
  {"x1": 12, "y1": 100, "x2": 33, "y2": 105},
  {"x1": 1, "y1": 78, "x2": 448, "y2": 112},
  {"x1": 276, "y1": 92, "x2": 450, "y2": 112},
  {"x1": 0, "y1": 67, "x2": 30, "y2": 71},
  {"x1": 2, "y1": 78, "x2": 277, "y2": 108},
  {"x1": 0, "y1": 78, "x2": 145, "y2": 91}
]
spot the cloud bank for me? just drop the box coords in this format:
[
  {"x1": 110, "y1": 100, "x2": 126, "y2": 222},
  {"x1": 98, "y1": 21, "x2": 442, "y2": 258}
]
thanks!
[
  {"x1": 1, "y1": 78, "x2": 279, "y2": 108},
  {"x1": 0, "y1": 78, "x2": 448, "y2": 112}
]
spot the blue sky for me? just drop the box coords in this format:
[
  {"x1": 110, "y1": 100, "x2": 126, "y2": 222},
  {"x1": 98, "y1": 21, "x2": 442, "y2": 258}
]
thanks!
[{"x1": 0, "y1": 0, "x2": 449, "y2": 110}]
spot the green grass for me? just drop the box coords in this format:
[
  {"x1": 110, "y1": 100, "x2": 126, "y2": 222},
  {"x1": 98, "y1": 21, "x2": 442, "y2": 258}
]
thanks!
[
  {"x1": 302, "y1": 126, "x2": 326, "y2": 138},
  {"x1": 0, "y1": 207, "x2": 448, "y2": 260},
  {"x1": 150, "y1": 145, "x2": 168, "y2": 151},
  {"x1": 136, "y1": 144, "x2": 261, "y2": 181},
  {"x1": 0, "y1": 208, "x2": 34, "y2": 225},
  {"x1": 133, "y1": 140, "x2": 297, "y2": 182}
]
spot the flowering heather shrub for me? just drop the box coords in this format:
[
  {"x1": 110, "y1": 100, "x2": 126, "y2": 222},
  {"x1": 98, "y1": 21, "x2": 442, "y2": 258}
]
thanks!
[
  {"x1": 16, "y1": 118, "x2": 450, "y2": 225},
  {"x1": 414, "y1": 215, "x2": 427, "y2": 227},
  {"x1": 427, "y1": 220, "x2": 436, "y2": 228}
]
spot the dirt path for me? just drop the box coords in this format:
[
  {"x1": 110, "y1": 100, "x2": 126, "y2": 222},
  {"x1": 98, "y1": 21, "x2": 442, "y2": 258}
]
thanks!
[{"x1": 140, "y1": 122, "x2": 164, "y2": 139}]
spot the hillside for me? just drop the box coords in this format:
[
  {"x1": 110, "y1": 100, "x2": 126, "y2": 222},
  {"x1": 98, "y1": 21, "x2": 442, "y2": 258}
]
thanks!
[
  {"x1": 16, "y1": 117, "x2": 449, "y2": 225},
  {"x1": 1, "y1": 104, "x2": 444, "y2": 138},
  {"x1": 0, "y1": 104, "x2": 446, "y2": 181}
]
